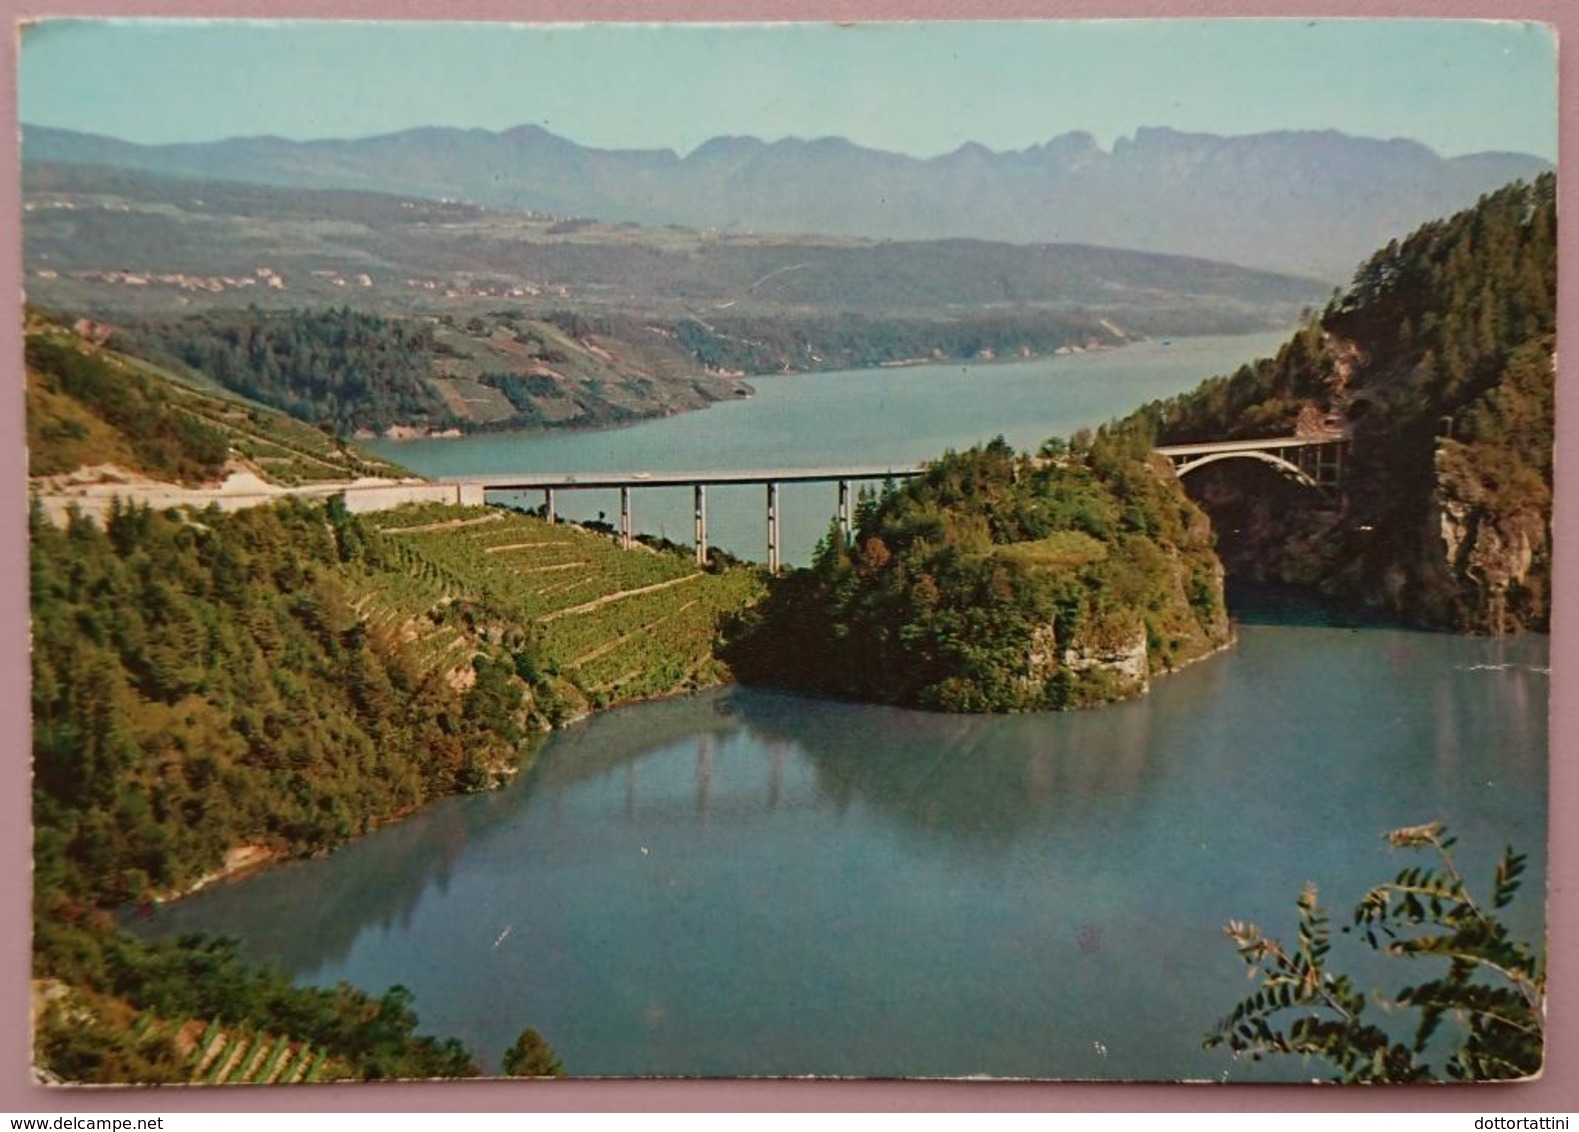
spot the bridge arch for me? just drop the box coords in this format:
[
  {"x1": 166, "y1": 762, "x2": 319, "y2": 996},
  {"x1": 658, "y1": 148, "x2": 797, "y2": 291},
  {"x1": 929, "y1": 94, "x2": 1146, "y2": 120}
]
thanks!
[{"x1": 1169, "y1": 449, "x2": 1321, "y2": 489}]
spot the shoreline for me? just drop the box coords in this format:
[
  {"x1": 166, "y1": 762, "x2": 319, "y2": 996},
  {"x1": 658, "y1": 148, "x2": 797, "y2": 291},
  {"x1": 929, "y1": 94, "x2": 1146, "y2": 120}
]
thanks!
[
  {"x1": 145, "y1": 618, "x2": 1250, "y2": 907},
  {"x1": 127, "y1": 587, "x2": 1488, "y2": 914},
  {"x1": 368, "y1": 336, "x2": 1155, "y2": 444},
  {"x1": 93, "y1": 479, "x2": 1423, "y2": 916},
  {"x1": 123, "y1": 503, "x2": 1415, "y2": 911},
  {"x1": 140, "y1": 658, "x2": 736, "y2": 909},
  {"x1": 363, "y1": 325, "x2": 1301, "y2": 450}
]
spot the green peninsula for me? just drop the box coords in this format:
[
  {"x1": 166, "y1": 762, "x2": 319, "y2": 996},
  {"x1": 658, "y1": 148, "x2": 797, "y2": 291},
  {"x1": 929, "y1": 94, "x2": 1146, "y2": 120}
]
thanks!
[{"x1": 725, "y1": 429, "x2": 1231, "y2": 711}]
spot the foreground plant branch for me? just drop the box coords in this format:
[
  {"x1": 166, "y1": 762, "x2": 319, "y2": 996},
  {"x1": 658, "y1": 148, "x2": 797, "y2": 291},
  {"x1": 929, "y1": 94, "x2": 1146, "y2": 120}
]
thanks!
[{"x1": 1205, "y1": 821, "x2": 1544, "y2": 1082}]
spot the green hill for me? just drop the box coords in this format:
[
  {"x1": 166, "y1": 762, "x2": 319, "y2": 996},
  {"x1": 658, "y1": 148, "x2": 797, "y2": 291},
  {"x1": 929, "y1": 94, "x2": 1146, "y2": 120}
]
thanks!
[
  {"x1": 724, "y1": 432, "x2": 1230, "y2": 711},
  {"x1": 23, "y1": 161, "x2": 1327, "y2": 435}
]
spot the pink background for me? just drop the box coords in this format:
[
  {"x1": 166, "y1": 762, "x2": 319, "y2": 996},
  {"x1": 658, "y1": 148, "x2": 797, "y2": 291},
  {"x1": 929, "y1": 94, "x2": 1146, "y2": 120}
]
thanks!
[{"x1": 0, "y1": 0, "x2": 1571, "y2": 1113}]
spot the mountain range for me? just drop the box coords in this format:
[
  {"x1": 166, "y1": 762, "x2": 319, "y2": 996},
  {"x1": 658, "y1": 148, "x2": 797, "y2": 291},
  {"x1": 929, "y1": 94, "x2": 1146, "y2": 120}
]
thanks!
[
  {"x1": 21, "y1": 161, "x2": 1326, "y2": 337},
  {"x1": 22, "y1": 124, "x2": 1552, "y2": 282}
]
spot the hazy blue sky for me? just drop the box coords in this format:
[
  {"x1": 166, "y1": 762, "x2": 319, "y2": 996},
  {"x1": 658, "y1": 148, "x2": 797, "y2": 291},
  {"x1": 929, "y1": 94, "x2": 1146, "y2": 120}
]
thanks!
[{"x1": 19, "y1": 19, "x2": 1558, "y2": 160}]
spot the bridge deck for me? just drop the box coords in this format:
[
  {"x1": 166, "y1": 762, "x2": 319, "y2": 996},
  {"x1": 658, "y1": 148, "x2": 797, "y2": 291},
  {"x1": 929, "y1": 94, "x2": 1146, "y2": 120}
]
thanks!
[
  {"x1": 436, "y1": 436, "x2": 1345, "y2": 493},
  {"x1": 439, "y1": 466, "x2": 929, "y2": 491},
  {"x1": 1154, "y1": 434, "x2": 1346, "y2": 458}
]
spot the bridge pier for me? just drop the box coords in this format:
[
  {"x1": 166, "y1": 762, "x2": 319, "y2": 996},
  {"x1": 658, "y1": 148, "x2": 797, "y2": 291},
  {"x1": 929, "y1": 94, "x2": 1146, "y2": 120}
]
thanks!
[
  {"x1": 694, "y1": 484, "x2": 708, "y2": 568},
  {"x1": 766, "y1": 482, "x2": 781, "y2": 574},
  {"x1": 456, "y1": 465, "x2": 929, "y2": 568},
  {"x1": 1319, "y1": 442, "x2": 1345, "y2": 488}
]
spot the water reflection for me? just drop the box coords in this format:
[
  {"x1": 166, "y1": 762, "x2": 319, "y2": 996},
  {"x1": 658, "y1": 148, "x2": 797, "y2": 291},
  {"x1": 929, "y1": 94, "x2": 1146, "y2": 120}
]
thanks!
[
  {"x1": 527, "y1": 693, "x2": 741, "y2": 790},
  {"x1": 734, "y1": 687, "x2": 1176, "y2": 849},
  {"x1": 130, "y1": 675, "x2": 1196, "y2": 973},
  {"x1": 128, "y1": 785, "x2": 515, "y2": 976},
  {"x1": 126, "y1": 625, "x2": 1547, "y2": 1079}
]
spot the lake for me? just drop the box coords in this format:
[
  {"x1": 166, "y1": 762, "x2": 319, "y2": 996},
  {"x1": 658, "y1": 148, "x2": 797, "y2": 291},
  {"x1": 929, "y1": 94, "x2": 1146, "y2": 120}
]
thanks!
[
  {"x1": 369, "y1": 331, "x2": 1292, "y2": 566},
  {"x1": 132, "y1": 624, "x2": 1548, "y2": 1080},
  {"x1": 130, "y1": 331, "x2": 1549, "y2": 1080}
]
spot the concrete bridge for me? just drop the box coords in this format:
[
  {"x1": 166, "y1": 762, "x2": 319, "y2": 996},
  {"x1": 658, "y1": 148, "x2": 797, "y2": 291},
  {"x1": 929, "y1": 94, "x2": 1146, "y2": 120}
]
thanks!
[
  {"x1": 439, "y1": 434, "x2": 1349, "y2": 571},
  {"x1": 440, "y1": 465, "x2": 927, "y2": 571},
  {"x1": 1154, "y1": 433, "x2": 1350, "y2": 491}
]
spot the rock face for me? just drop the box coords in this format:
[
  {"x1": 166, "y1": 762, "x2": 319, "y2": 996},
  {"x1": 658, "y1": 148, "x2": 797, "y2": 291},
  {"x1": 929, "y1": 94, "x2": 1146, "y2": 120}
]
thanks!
[
  {"x1": 1177, "y1": 436, "x2": 1551, "y2": 634},
  {"x1": 1061, "y1": 617, "x2": 1151, "y2": 699},
  {"x1": 1420, "y1": 442, "x2": 1550, "y2": 632}
]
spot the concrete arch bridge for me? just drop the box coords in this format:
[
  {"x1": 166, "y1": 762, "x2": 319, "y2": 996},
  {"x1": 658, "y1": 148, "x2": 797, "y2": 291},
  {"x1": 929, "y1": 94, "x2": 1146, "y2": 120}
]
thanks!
[{"x1": 1153, "y1": 433, "x2": 1350, "y2": 492}]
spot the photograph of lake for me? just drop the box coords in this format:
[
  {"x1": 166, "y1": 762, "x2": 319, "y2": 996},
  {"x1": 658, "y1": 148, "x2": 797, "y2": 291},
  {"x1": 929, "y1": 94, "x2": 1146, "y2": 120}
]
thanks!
[{"x1": 19, "y1": 17, "x2": 1555, "y2": 1086}]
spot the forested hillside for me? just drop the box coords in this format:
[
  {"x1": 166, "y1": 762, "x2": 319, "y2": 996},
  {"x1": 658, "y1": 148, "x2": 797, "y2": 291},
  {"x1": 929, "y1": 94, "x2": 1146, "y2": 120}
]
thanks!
[
  {"x1": 32, "y1": 494, "x2": 771, "y2": 1080},
  {"x1": 115, "y1": 303, "x2": 1149, "y2": 438},
  {"x1": 32, "y1": 500, "x2": 537, "y2": 909},
  {"x1": 725, "y1": 431, "x2": 1230, "y2": 711},
  {"x1": 31, "y1": 493, "x2": 765, "y2": 1082},
  {"x1": 27, "y1": 315, "x2": 767, "y2": 1082},
  {"x1": 1137, "y1": 175, "x2": 1555, "y2": 631},
  {"x1": 121, "y1": 307, "x2": 448, "y2": 435},
  {"x1": 30, "y1": 497, "x2": 537, "y2": 1080}
]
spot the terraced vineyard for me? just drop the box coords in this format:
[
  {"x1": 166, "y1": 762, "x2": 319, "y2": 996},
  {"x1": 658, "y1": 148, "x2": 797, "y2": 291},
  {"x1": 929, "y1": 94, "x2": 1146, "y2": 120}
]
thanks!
[
  {"x1": 26, "y1": 315, "x2": 412, "y2": 485},
  {"x1": 127, "y1": 1010, "x2": 349, "y2": 1085},
  {"x1": 364, "y1": 504, "x2": 765, "y2": 706},
  {"x1": 174, "y1": 387, "x2": 410, "y2": 484}
]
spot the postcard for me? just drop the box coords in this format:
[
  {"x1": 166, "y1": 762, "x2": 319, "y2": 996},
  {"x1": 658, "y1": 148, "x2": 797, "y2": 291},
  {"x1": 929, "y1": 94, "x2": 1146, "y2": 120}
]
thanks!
[{"x1": 17, "y1": 16, "x2": 1557, "y2": 1089}]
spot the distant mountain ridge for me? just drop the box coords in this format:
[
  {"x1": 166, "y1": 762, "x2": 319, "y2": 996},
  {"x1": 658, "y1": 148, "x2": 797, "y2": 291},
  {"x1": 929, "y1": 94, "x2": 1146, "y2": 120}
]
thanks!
[
  {"x1": 22, "y1": 123, "x2": 1551, "y2": 282},
  {"x1": 21, "y1": 161, "x2": 1327, "y2": 335}
]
